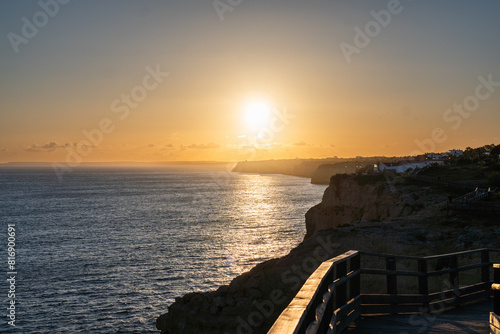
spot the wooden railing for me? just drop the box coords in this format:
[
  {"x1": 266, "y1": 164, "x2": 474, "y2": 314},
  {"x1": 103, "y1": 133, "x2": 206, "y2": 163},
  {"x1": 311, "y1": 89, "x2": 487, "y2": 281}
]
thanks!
[
  {"x1": 492, "y1": 264, "x2": 500, "y2": 333},
  {"x1": 467, "y1": 191, "x2": 490, "y2": 203},
  {"x1": 266, "y1": 251, "x2": 360, "y2": 334},
  {"x1": 410, "y1": 172, "x2": 500, "y2": 213},
  {"x1": 268, "y1": 248, "x2": 500, "y2": 334},
  {"x1": 452, "y1": 189, "x2": 483, "y2": 204}
]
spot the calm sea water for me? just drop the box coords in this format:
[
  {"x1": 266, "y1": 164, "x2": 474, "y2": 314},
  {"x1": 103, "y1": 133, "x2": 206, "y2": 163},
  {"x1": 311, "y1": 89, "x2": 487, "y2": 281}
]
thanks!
[{"x1": 0, "y1": 166, "x2": 326, "y2": 333}]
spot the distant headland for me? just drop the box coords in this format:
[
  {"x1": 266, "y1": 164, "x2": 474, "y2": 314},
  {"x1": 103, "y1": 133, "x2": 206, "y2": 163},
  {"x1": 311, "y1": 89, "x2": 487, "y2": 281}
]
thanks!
[{"x1": 232, "y1": 145, "x2": 500, "y2": 185}]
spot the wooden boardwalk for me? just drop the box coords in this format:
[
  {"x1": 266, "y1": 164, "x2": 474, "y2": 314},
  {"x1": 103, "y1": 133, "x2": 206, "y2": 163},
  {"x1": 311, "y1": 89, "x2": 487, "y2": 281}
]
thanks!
[
  {"x1": 346, "y1": 300, "x2": 492, "y2": 333},
  {"x1": 268, "y1": 249, "x2": 500, "y2": 334}
]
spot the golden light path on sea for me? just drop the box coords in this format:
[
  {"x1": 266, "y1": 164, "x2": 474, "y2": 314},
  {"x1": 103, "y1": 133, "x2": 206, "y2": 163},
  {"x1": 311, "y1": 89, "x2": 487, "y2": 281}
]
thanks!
[{"x1": 219, "y1": 174, "x2": 305, "y2": 277}]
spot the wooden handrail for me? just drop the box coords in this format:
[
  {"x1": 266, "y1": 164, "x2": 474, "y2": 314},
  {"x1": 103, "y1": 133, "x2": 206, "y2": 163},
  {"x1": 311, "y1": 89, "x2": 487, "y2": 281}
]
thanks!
[
  {"x1": 491, "y1": 264, "x2": 500, "y2": 334},
  {"x1": 269, "y1": 248, "x2": 499, "y2": 334},
  {"x1": 361, "y1": 248, "x2": 498, "y2": 261},
  {"x1": 268, "y1": 251, "x2": 360, "y2": 334}
]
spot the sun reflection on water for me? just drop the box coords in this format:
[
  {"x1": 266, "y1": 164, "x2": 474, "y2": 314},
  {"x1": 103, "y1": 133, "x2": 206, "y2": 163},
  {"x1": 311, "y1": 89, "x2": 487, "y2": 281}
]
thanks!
[{"x1": 218, "y1": 174, "x2": 313, "y2": 277}]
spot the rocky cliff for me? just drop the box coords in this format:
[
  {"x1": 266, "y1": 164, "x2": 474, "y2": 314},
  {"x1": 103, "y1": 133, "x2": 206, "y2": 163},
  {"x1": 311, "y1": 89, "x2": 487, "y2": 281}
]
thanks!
[{"x1": 305, "y1": 174, "x2": 417, "y2": 239}]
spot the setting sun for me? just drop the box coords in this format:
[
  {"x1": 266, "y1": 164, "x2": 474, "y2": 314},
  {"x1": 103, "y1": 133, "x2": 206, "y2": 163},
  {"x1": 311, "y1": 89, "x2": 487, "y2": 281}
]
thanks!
[{"x1": 243, "y1": 99, "x2": 272, "y2": 130}]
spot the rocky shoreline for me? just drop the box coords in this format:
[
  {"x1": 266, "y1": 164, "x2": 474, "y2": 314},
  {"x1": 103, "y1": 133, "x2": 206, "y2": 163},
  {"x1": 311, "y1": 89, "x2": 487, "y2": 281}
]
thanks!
[{"x1": 156, "y1": 174, "x2": 500, "y2": 334}]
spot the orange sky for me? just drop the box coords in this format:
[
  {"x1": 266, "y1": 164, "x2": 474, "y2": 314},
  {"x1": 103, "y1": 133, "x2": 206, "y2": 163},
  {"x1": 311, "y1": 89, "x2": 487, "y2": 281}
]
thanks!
[{"x1": 1, "y1": 1, "x2": 500, "y2": 163}]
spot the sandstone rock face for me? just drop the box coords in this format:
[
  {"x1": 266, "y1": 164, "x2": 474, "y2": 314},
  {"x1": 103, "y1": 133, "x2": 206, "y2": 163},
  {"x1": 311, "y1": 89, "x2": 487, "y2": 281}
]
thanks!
[{"x1": 305, "y1": 174, "x2": 414, "y2": 239}]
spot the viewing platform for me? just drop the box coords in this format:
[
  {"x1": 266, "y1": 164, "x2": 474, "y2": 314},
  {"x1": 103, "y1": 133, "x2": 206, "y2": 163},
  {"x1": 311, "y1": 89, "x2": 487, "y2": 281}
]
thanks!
[
  {"x1": 346, "y1": 299, "x2": 492, "y2": 333},
  {"x1": 268, "y1": 248, "x2": 500, "y2": 334}
]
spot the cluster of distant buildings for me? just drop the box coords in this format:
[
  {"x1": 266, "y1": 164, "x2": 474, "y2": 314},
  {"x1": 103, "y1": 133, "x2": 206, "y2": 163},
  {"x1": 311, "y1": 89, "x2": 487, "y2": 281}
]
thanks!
[
  {"x1": 373, "y1": 149, "x2": 464, "y2": 174},
  {"x1": 426, "y1": 149, "x2": 464, "y2": 160},
  {"x1": 373, "y1": 160, "x2": 440, "y2": 174}
]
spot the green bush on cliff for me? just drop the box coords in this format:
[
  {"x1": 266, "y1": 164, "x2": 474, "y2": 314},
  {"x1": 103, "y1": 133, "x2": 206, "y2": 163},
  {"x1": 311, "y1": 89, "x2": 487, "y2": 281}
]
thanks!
[{"x1": 354, "y1": 174, "x2": 386, "y2": 185}]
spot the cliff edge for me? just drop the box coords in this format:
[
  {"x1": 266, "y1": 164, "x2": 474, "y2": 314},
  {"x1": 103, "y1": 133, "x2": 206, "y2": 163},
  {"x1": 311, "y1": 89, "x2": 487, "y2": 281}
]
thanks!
[{"x1": 305, "y1": 174, "x2": 419, "y2": 239}]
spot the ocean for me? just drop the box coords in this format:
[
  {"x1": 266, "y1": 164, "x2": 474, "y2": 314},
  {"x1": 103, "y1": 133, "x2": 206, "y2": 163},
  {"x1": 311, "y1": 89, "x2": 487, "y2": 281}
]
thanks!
[{"x1": 0, "y1": 166, "x2": 327, "y2": 333}]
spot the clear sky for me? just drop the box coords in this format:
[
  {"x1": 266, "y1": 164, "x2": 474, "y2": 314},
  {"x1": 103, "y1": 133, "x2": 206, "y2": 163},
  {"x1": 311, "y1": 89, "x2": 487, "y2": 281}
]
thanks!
[{"x1": 1, "y1": 0, "x2": 499, "y2": 163}]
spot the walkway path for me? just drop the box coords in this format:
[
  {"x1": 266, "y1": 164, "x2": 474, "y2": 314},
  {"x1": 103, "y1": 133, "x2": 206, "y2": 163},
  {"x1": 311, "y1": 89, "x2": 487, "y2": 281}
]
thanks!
[{"x1": 346, "y1": 299, "x2": 492, "y2": 333}]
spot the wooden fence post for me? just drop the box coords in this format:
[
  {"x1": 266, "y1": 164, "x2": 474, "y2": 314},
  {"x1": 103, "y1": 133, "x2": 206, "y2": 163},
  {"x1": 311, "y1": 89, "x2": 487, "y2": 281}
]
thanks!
[
  {"x1": 494, "y1": 264, "x2": 500, "y2": 315},
  {"x1": 386, "y1": 257, "x2": 397, "y2": 314},
  {"x1": 349, "y1": 253, "x2": 361, "y2": 300},
  {"x1": 481, "y1": 249, "x2": 490, "y2": 284},
  {"x1": 335, "y1": 260, "x2": 347, "y2": 311},
  {"x1": 449, "y1": 256, "x2": 459, "y2": 286},
  {"x1": 418, "y1": 259, "x2": 429, "y2": 311},
  {"x1": 449, "y1": 255, "x2": 460, "y2": 306}
]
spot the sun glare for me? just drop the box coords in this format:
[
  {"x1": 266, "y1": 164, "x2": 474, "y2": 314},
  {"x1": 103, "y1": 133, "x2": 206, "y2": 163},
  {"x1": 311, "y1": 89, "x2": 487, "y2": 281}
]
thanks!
[{"x1": 244, "y1": 100, "x2": 272, "y2": 129}]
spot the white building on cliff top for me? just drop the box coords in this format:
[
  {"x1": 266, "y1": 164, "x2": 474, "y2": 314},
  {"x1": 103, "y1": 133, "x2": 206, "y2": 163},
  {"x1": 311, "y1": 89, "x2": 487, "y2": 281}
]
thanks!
[{"x1": 374, "y1": 160, "x2": 443, "y2": 174}]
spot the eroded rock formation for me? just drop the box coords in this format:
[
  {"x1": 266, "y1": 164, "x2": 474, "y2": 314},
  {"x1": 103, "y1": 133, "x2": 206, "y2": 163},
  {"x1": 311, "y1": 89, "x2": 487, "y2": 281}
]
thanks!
[{"x1": 305, "y1": 174, "x2": 415, "y2": 239}]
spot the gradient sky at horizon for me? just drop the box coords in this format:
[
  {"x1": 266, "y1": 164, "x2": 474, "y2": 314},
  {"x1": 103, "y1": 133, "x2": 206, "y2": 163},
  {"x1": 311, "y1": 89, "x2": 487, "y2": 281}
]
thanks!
[{"x1": 1, "y1": 0, "x2": 500, "y2": 162}]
